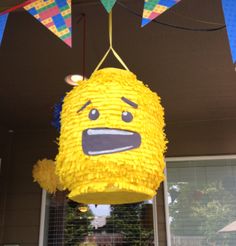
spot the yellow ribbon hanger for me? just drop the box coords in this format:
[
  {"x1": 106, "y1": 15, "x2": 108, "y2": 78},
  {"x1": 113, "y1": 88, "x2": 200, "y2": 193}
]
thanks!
[{"x1": 94, "y1": 11, "x2": 130, "y2": 72}]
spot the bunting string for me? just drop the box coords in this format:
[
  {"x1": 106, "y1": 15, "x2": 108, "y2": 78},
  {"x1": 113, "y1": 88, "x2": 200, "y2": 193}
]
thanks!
[
  {"x1": 0, "y1": 0, "x2": 235, "y2": 65},
  {"x1": 0, "y1": 0, "x2": 36, "y2": 46},
  {"x1": 0, "y1": 0, "x2": 35, "y2": 16},
  {"x1": 117, "y1": 1, "x2": 226, "y2": 32}
]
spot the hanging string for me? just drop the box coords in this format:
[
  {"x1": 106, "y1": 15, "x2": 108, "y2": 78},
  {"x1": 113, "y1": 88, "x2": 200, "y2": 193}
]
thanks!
[
  {"x1": 94, "y1": 11, "x2": 130, "y2": 72},
  {"x1": 82, "y1": 13, "x2": 86, "y2": 79},
  {"x1": 76, "y1": 13, "x2": 87, "y2": 79}
]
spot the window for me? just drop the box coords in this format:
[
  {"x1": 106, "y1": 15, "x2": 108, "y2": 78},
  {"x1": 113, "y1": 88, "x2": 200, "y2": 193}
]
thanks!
[
  {"x1": 165, "y1": 156, "x2": 236, "y2": 246},
  {"x1": 40, "y1": 191, "x2": 158, "y2": 245}
]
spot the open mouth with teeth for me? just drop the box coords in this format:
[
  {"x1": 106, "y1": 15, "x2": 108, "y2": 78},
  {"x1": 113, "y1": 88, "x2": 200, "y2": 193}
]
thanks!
[{"x1": 82, "y1": 128, "x2": 141, "y2": 156}]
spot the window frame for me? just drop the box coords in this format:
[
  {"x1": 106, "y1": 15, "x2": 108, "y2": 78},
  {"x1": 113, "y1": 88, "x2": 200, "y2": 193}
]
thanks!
[{"x1": 164, "y1": 155, "x2": 236, "y2": 246}]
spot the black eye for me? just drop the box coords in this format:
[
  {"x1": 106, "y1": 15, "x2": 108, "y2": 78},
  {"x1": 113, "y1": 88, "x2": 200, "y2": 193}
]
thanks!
[
  {"x1": 89, "y1": 109, "x2": 99, "y2": 120},
  {"x1": 122, "y1": 111, "x2": 133, "y2": 122}
]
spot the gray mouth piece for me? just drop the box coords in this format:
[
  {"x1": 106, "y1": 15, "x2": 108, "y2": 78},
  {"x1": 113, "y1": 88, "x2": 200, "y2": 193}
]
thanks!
[{"x1": 82, "y1": 128, "x2": 141, "y2": 156}]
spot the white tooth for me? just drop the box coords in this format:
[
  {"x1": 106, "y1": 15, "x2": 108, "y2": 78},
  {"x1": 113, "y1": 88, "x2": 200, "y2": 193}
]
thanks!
[
  {"x1": 88, "y1": 146, "x2": 133, "y2": 155},
  {"x1": 87, "y1": 129, "x2": 133, "y2": 136}
]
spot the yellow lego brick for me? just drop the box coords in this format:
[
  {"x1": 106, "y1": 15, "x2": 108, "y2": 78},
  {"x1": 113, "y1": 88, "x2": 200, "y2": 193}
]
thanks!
[
  {"x1": 61, "y1": 9, "x2": 71, "y2": 16},
  {"x1": 143, "y1": 10, "x2": 152, "y2": 18},
  {"x1": 42, "y1": 18, "x2": 53, "y2": 25},
  {"x1": 154, "y1": 4, "x2": 168, "y2": 13}
]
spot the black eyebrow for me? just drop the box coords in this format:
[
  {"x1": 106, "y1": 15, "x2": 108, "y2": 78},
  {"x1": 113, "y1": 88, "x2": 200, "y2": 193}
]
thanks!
[
  {"x1": 121, "y1": 97, "x2": 138, "y2": 109},
  {"x1": 77, "y1": 100, "x2": 91, "y2": 113}
]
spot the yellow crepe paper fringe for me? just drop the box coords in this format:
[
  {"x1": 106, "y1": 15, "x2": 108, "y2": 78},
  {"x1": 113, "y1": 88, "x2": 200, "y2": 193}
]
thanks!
[
  {"x1": 32, "y1": 159, "x2": 63, "y2": 193},
  {"x1": 56, "y1": 68, "x2": 167, "y2": 204}
]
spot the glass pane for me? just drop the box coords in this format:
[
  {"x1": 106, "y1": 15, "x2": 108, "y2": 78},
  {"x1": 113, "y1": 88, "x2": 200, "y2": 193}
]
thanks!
[
  {"x1": 44, "y1": 192, "x2": 155, "y2": 245},
  {"x1": 167, "y1": 159, "x2": 236, "y2": 246}
]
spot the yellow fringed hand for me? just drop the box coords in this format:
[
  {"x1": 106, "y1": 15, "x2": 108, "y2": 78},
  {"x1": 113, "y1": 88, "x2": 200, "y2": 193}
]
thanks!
[{"x1": 32, "y1": 159, "x2": 63, "y2": 193}]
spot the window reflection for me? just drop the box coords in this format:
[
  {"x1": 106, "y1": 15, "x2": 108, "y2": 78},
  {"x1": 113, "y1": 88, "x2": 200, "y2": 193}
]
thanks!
[
  {"x1": 45, "y1": 193, "x2": 155, "y2": 246},
  {"x1": 167, "y1": 159, "x2": 236, "y2": 246}
]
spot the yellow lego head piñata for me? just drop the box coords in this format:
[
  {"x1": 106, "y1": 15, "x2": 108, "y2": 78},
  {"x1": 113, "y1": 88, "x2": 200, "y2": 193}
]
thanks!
[{"x1": 56, "y1": 68, "x2": 167, "y2": 204}]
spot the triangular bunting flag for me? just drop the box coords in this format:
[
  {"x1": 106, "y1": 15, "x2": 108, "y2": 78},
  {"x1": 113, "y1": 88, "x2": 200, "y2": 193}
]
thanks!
[
  {"x1": 222, "y1": 0, "x2": 236, "y2": 63},
  {"x1": 142, "y1": 0, "x2": 181, "y2": 27},
  {"x1": 0, "y1": 13, "x2": 9, "y2": 46},
  {"x1": 24, "y1": 0, "x2": 72, "y2": 47},
  {"x1": 100, "y1": 0, "x2": 117, "y2": 13}
]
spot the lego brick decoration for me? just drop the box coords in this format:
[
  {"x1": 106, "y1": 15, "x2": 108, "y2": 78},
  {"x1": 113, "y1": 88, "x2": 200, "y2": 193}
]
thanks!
[
  {"x1": 142, "y1": 0, "x2": 181, "y2": 27},
  {"x1": 222, "y1": 0, "x2": 236, "y2": 63},
  {"x1": 0, "y1": 13, "x2": 9, "y2": 46},
  {"x1": 24, "y1": 0, "x2": 72, "y2": 47},
  {"x1": 100, "y1": 0, "x2": 117, "y2": 13}
]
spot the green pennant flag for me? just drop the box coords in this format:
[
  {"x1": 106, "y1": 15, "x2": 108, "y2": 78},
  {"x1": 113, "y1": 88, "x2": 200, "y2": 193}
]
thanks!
[{"x1": 100, "y1": 0, "x2": 116, "y2": 13}]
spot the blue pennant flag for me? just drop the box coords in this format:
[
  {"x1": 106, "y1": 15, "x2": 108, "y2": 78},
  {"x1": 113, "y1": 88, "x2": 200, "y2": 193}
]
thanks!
[
  {"x1": 0, "y1": 13, "x2": 9, "y2": 46},
  {"x1": 222, "y1": 0, "x2": 236, "y2": 63}
]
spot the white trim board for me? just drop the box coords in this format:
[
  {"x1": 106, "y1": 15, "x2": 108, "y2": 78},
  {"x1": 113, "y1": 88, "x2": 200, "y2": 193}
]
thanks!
[
  {"x1": 166, "y1": 154, "x2": 236, "y2": 162},
  {"x1": 153, "y1": 196, "x2": 159, "y2": 246},
  {"x1": 38, "y1": 189, "x2": 47, "y2": 246}
]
